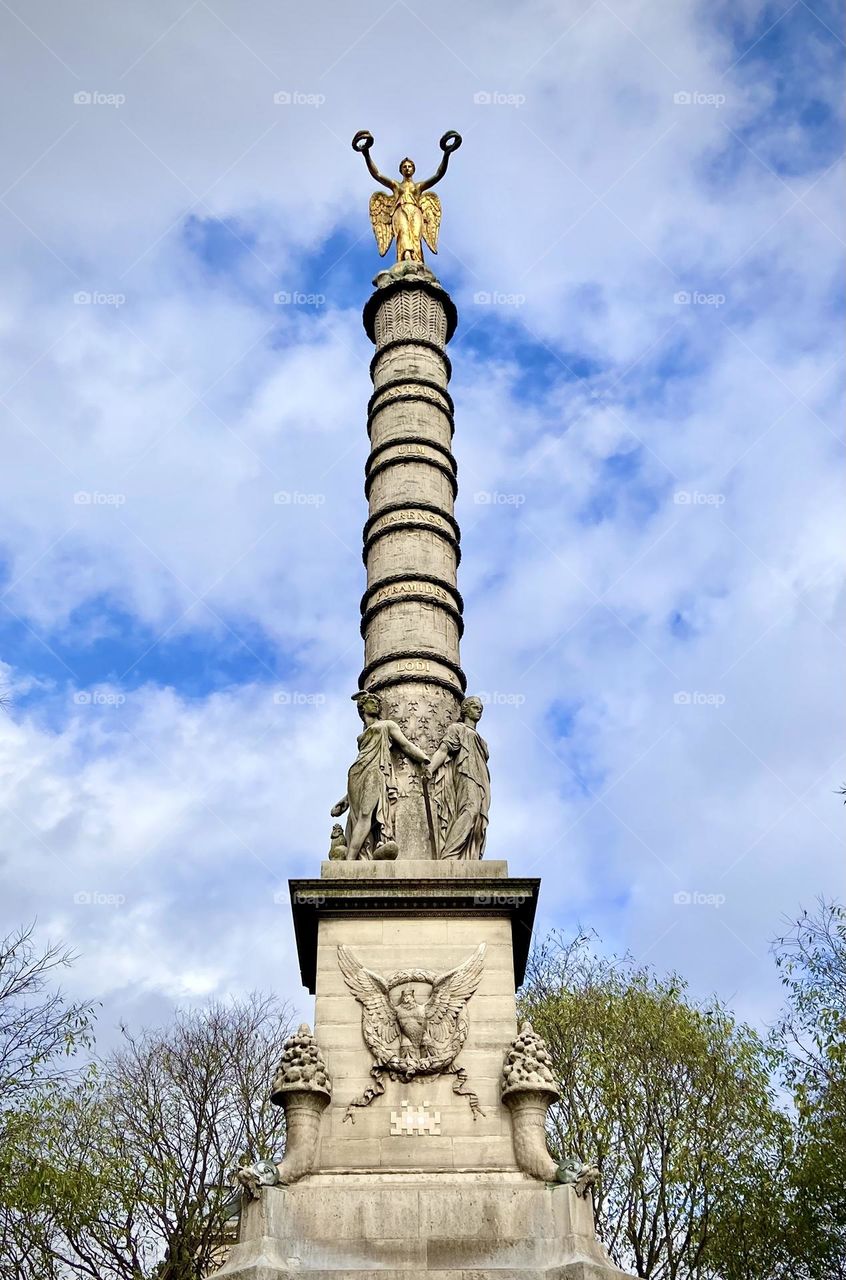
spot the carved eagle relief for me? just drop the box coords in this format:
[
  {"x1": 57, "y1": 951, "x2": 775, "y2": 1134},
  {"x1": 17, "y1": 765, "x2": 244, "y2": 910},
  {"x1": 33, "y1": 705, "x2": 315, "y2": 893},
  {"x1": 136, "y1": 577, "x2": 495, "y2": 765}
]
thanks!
[{"x1": 337, "y1": 942, "x2": 485, "y2": 1078}]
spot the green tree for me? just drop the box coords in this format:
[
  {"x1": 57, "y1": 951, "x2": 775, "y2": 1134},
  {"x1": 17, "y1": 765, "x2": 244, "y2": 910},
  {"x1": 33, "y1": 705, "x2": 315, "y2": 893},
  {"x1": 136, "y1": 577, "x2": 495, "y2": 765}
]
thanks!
[
  {"x1": 0, "y1": 924, "x2": 97, "y2": 1280},
  {"x1": 33, "y1": 993, "x2": 295, "y2": 1280},
  {"x1": 771, "y1": 899, "x2": 846, "y2": 1277},
  {"x1": 520, "y1": 931, "x2": 792, "y2": 1280}
]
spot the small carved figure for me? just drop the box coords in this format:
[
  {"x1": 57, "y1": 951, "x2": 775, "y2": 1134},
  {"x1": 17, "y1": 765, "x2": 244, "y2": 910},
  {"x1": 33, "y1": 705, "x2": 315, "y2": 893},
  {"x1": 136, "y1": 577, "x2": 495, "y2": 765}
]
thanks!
[
  {"x1": 337, "y1": 943, "x2": 486, "y2": 1118},
  {"x1": 558, "y1": 1155, "x2": 601, "y2": 1198},
  {"x1": 331, "y1": 689, "x2": 430, "y2": 861},
  {"x1": 327, "y1": 823, "x2": 347, "y2": 860},
  {"x1": 425, "y1": 696, "x2": 490, "y2": 860},
  {"x1": 235, "y1": 1157, "x2": 279, "y2": 1201},
  {"x1": 352, "y1": 129, "x2": 462, "y2": 264},
  {"x1": 221, "y1": 1155, "x2": 280, "y2": 1220}
]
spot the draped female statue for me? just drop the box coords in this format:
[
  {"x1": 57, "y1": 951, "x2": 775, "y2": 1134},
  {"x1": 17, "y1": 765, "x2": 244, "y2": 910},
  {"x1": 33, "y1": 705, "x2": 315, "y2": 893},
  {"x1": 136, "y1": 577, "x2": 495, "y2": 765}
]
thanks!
[
  {"x1": 425, "y1": 696, "x2": 490, "y2": 861},
  {"x1": 331, "y1": 689, "x2": 430, "y2": 861}
]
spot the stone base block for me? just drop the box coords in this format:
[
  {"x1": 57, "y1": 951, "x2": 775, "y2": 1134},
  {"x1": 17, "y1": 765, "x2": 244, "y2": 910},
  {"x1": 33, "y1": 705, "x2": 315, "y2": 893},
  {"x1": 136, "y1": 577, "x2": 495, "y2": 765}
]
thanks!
[{"x1": 212, "y1": 1173, "x2": 629, "y2": 1279}]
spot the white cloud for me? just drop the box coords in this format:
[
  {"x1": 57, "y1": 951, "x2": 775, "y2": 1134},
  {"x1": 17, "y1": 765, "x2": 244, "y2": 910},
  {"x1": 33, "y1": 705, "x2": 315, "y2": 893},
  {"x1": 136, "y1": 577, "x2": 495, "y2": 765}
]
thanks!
[{"x1": 0, "y1": 0, "x2": 842, "y2": 1037}]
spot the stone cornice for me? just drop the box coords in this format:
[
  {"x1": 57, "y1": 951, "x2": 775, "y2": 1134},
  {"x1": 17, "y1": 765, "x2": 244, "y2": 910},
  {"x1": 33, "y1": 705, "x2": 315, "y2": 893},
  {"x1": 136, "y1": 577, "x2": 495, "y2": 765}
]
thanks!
[{"x1": 289, "y1": 872, "x2": 539, "y2": 994}]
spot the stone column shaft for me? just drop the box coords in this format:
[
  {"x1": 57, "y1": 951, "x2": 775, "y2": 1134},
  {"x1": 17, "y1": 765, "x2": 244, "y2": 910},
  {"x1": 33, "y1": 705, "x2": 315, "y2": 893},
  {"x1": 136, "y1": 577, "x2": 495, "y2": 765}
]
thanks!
[{"x1": 359, "y1": 279, "x2": 465, "y2": 860}]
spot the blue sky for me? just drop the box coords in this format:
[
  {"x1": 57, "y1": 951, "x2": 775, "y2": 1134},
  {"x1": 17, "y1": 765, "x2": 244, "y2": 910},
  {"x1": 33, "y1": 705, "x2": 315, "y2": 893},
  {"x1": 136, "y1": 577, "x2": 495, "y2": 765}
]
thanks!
[{"x1": 0, "y1": 0, "x2": 842, "y2": 1044}]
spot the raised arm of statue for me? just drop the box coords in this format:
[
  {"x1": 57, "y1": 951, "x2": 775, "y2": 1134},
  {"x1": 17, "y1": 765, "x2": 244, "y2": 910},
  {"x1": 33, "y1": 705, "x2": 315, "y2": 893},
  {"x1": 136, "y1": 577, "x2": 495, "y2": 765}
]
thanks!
[
  {"x1": 387, "y1": 720, "x2": 430, "y2": 765},
  {"x1": 418, "y1": 131, "x2": 462, "y2": 192},
  {"x1": 352, "y1": 131, "x2": 395, "y2": 191}
]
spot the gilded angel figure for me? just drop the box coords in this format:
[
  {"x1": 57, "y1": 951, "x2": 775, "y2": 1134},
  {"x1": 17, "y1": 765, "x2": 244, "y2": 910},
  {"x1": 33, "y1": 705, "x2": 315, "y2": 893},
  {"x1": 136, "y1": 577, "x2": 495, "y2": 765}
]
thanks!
[{"x1": 352, "y1": 130, "x2": 462, "y2": 264}]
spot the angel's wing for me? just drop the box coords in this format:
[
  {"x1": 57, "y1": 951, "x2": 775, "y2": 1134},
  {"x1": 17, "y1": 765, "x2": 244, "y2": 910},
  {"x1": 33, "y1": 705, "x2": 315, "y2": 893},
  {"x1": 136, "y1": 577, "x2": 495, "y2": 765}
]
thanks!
[
  {"x1": 420, "y1": 192, "x2": 441, "y2": 254},
  {"x1": 337, "y1": 945, "x2": 399, "y2": 1059},
  {"x1": 369, "y1": 191, "x2": 395, "y2": 257},
  {"x1": 424, "y1": 943, "x2": 486, "y2": 1044}
]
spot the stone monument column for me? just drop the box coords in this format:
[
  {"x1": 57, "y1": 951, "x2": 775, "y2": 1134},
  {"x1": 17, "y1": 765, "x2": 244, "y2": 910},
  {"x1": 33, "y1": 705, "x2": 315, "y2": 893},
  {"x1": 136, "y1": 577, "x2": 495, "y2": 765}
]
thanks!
[
  {"x1": 360, "y1": 273, "x2": 464, "y2": 860},
  {"x1": 212, "y1": 130, "x2": 633, "y2": 1280}
]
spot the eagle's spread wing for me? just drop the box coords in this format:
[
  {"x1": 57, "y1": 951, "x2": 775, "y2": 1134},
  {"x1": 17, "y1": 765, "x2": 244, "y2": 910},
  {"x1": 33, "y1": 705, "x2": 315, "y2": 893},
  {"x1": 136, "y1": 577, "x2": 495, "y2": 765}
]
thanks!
[
  {"x1": 420, "y1": 192, "x2": 441, "y2": 254},
  {"x1": 338, "y1": 945, "x2": 400, "y2": 1060},
  {"x1": 369, "y1": 191, "x2": 395, "y2": 257},
  {"x1": 424, "y1": 944, "x2": 485, "y2": 1046}
]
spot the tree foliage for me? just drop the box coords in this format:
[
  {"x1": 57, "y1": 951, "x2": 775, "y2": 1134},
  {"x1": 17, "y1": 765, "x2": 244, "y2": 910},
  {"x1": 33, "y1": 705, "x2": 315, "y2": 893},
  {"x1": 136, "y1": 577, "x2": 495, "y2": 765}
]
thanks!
[
  {"x1": 4, "y1": 992, "x2": 294, "y2": 1280},
  {"x1": 0, "y1": 925, "x2": 97, "y2": 1280},
  {"x1": 771, "y1": 899, "x2": 846, "y2": 1277},
  {"x1": 520, "y1": 931, "x2": 792, "y2": 1280}
]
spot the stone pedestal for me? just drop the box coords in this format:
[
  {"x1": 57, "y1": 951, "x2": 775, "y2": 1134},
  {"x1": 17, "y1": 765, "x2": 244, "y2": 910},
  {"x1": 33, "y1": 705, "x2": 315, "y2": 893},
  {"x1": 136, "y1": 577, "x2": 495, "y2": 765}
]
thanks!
[
  {"x1": 215, "y1": 1174, "x2": 624, "y2": 1279},
  {"x1": 293, "y1": 861, "x2": 536, "y2": 1174},
  {"x1": 213, "y1": 862, "x2": 627, "y2": 1279}
]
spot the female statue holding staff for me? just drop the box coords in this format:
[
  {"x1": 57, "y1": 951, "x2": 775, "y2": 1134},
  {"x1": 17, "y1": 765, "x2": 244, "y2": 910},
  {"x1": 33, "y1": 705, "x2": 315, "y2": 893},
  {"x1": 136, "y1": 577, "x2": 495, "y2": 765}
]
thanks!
[
  {"x1": 425, "y1": 696, "x2": 490, "y2": 861},
  {"x1": 331, "y1": 689, "x2": 430, "y2": 861}
]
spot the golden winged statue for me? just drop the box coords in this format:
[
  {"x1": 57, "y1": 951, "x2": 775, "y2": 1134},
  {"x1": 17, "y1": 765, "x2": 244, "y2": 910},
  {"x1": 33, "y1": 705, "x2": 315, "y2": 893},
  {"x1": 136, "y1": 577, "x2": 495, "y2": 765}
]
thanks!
[{"x1": 352, "y1": 130, "x2": 462, "y2": 264}]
